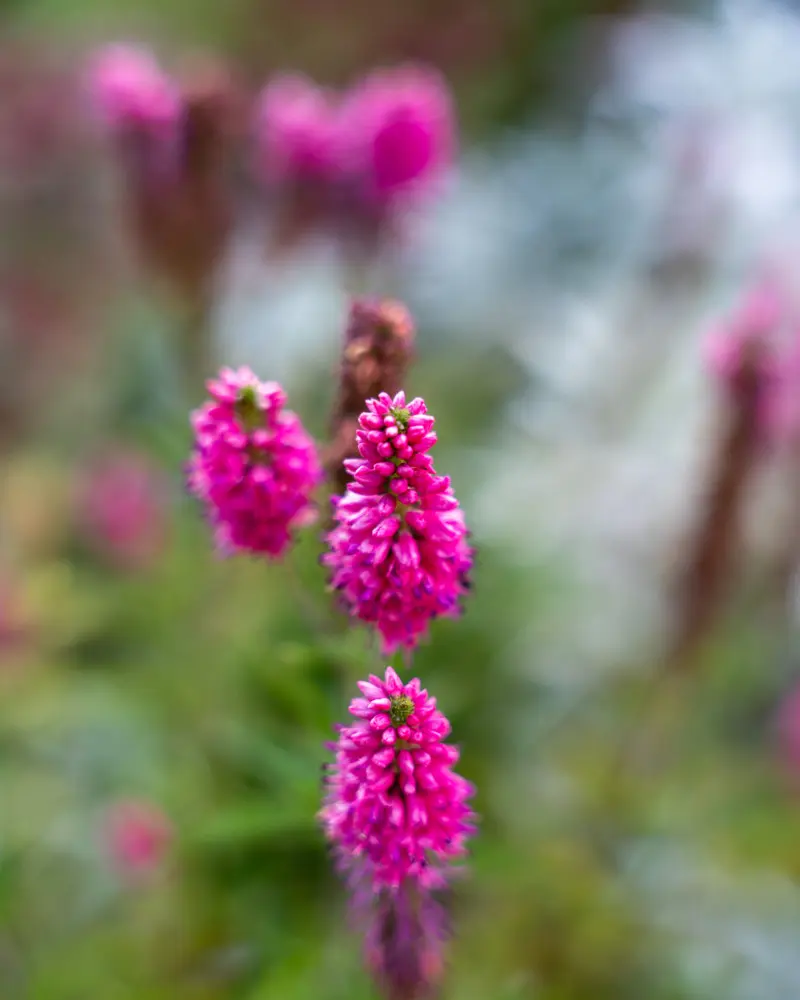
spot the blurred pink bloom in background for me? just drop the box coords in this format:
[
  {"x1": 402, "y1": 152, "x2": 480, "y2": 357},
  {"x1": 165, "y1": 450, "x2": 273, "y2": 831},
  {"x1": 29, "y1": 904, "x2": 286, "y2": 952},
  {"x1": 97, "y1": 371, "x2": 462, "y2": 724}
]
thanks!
[
  {"x1": 254, "y1": 74, "x2": 338, "y2": 185},
  {"x1": 703, "y1": 278, "x2": 800, "y2": 445},
  {"x1": 105, "y1": 799, "x2": 173, "y2": 881},
  {"x1": 252, "y1": 63, "x2": 456, "y2": 250},
  {"x1": 88, "y1": 44, "x2": 179, "y2": 132},
  {"x1": 187, "y1": 367, "x2": 322, "y2": 558},
  {"x1": 77, "y1": 449, "x2": 169, "y2": 571},
  {"x1": 340, "y1": 65, "x2": 456, "y2": 211}
]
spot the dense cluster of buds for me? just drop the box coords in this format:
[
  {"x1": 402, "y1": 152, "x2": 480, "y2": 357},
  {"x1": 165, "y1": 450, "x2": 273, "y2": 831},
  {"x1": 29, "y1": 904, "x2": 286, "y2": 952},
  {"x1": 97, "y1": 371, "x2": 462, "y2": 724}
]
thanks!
[
  {"x1": 320, "y1": 666, "x2": 475, "y2": 999},
  {"x1": 187, "y1": 367, "x2": 322, "y2": 557},
  {"x1": 323, "y1": 391, "x2": 473, "y2": 654}
]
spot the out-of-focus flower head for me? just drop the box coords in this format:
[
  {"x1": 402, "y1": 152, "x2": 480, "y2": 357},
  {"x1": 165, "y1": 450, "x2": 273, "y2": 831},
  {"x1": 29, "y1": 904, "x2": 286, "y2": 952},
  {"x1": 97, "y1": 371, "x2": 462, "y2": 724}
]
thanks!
[
  {"x1": 88, "y1": 44, "x2": 180, "y2": 133},
  {"x1": 322, "y1": 391, "x2": 473, "y2": 654},
  {"x1": 703, "y1": 277, "x2": 800, "y2": 445},
  {"x1": 77, "y1": 448, "x2": 169, "y2": 572},
  {"x1": 0, "y1": 572, "x2": 32, "y2": 657},
  {"x1": 251, "y1": 64, "x2": 457, "y2": 253},
  {"x1": 320, "y1": 666, "x2": 475, "y2": 998},
  {"x1": 104, "y1": 799, "x2": 173, "y2": 882},
  {"x1": 254, "y1": 74, "x2": 338, "y2": 185},
  {"x1": 252, "y1": 73, "x2": 341, "y2": 253},
  {"x1": 187, "y1": 366, "x2": 322, "y2": 557},
  {"x1": 339, "y1": 65, "x2": 456, "y2": 212}
]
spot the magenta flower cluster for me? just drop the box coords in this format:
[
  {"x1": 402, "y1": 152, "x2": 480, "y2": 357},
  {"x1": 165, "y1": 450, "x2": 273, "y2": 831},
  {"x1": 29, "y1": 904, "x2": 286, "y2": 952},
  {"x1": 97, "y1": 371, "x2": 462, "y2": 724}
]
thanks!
[
  {"x1": 321, "y1": 666, "x2": 475, "y2": 893},
  {"x1": 255, "y1": 65, "x2": 455, "y2": 220},
  {"x1": 322, "y1": 390, "x2": 472, "y2": 654},
  {"x1": 320, "y1": 666, "x2": 475, "y2": 996},
  {"x1": 187, "y1": 367, "x2": 322, "y2": 558}
]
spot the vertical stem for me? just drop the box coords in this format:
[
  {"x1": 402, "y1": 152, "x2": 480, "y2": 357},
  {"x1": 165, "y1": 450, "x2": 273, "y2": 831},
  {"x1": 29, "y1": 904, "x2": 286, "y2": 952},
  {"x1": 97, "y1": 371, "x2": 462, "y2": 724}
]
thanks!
[
  {"x1": 178, "y1": 294, "x2": 214, "y2": 405},
  {"x1": 668, "y1": 364, "x2": 761, "y2": 670}
]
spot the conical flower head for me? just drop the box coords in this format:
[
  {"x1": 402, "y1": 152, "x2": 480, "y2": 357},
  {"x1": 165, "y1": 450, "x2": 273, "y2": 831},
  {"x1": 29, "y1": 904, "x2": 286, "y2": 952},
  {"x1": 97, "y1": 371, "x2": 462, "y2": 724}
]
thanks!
[
  {"x1": 320, "y1": 666, "x2": 476, "y2": 891},
  {"x1": 322, "y1": 391, "x2": 472, "y2": 653},
  {"x1": 320, "y1": 666, "x2": 475, "y2": 999},
  {"x1": 187, "y1": 366, "x2": 322, "y2": 557}
]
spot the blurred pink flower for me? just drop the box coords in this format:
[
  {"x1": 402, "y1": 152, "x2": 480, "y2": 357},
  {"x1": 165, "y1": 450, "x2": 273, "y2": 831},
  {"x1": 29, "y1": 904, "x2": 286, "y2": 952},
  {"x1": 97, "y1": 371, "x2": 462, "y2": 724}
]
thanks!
[
  {"x1": 0, "y1": 575, "x2": 30, "y2": 654},
  {"x1": 254, "y1": 74, "x2": 338, "y2": 185},
  {"x1": 187, "y1": 367, "x2": 322, "y2": 557},
  {"x1": 703, "y1": 279, "x2": 800, "y2": 445},
  {"x1": 339, "y1": 65, "x2": 456, "y2": 210},
  {"x1": 78, "y1": 449, "x2": 169, "y2": 571},
  {"x1": 88, "y1": 44, "x2": 179, "y2": 132},
  {"x1": 105, "y1": 799, "x2": 173, "y2": 881}
]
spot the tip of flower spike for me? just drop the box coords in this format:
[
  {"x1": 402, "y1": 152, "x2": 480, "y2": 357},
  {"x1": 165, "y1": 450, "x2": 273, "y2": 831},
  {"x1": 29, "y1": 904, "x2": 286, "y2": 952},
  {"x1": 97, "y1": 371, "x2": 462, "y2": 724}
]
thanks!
[
  {"x1": 389, "y1": 406, "x2": 411, "y2": 431},
  {"x1": 235, "y1": 384, "x2": 263, "y2": 431},
  {"x1": 390, "y1": 694, "x2": 415, "y2": 726},
  {"x1": 384, "y1": 666, "x2": 403, "y2": 692}
]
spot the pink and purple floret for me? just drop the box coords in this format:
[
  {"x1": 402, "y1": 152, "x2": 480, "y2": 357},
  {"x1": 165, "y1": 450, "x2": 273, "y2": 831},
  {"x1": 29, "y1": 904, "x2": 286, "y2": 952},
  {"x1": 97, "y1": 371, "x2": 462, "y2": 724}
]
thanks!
[
  {"x1": 322, "y1": 391, "x2": 473, "y2": 654},
  {"x1": 187, "y1": 367, "x2": 322, "y2": 558}
]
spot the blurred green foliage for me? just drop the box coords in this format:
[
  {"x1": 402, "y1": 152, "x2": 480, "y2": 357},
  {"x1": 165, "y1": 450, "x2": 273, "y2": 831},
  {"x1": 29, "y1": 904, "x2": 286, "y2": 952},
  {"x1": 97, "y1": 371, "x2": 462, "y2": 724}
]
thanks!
[{"x1": 2, "y1": 293, "x2": 800, "y2": 1000}]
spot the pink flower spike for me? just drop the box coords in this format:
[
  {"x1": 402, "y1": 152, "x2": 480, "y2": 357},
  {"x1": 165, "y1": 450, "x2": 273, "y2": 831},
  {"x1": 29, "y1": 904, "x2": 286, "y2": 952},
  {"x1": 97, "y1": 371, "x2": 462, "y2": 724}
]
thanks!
[
  {"x1": 104, "y1": 799, "x2": 172, "y2": 882},
  {"x1": 88, "y1": 44, "x2": 179, "y2": 132},
  {"x1": 340, "y1": 65, "x2": 456, "y2": 211},
  {"x1": 187, "y1": 367, "x2": 323, "y2": 557},
  {"x1": 320, "y1": 667, "x2": 475, "y2": 997},
  {"x1": 322, "y1": 390, "x2": 473, "y2": 654}
]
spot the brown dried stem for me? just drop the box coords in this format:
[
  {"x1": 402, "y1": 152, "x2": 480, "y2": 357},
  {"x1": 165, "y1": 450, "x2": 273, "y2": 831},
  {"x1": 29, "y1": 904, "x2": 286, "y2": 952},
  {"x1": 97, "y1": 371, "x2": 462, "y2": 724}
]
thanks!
[{"x1": 324, "y1": 299, "x2": 416, "y2": 494}]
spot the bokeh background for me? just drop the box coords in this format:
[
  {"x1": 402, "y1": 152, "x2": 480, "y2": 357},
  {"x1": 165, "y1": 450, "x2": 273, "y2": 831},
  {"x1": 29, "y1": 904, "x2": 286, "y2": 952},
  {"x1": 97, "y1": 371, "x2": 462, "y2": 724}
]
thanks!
[{"x1": 6, "y1": 0, "x2": 800, "y2": 997}]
